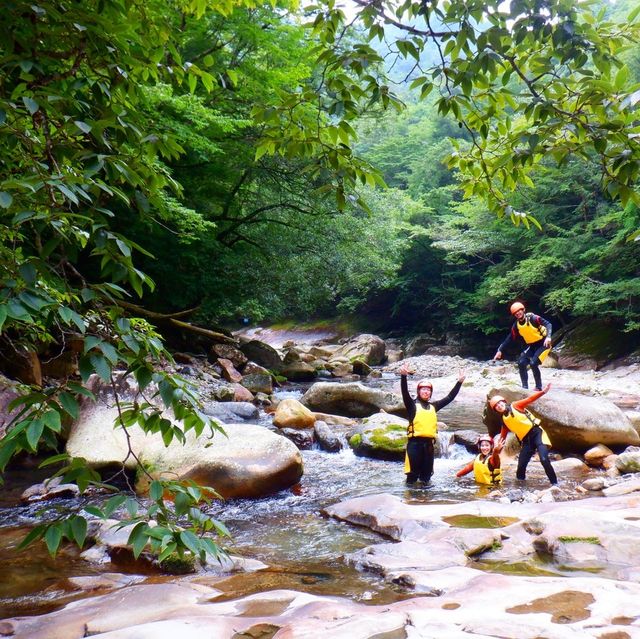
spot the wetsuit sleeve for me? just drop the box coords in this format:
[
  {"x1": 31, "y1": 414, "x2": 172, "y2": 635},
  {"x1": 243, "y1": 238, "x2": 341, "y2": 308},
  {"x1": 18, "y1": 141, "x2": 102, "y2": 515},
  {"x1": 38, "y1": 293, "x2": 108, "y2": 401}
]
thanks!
[
  {"x1": 499, "y1": 424, "x2": 509, "y2": 440},
  {"x1": 456, "y1": 461, "x2": 474, "y2": 477},
  {"x1": 488, "y1": 448, "x2": 501, "y2": 470},
  {"x1": 400, "y1": 375, "x2": 416, "y2": 422},
  {"x1": 498, "y1": 323, "x2": 517, "y2": 352},
  {"x1": 512, "y1": 389, "x2": 545, "y2": 412},
  {"x1": 532, "y1": 314, "x2": 552, "y2": 338},
  {"x1": 432, "y1": 380, "x2": 462, "y2": 411}
]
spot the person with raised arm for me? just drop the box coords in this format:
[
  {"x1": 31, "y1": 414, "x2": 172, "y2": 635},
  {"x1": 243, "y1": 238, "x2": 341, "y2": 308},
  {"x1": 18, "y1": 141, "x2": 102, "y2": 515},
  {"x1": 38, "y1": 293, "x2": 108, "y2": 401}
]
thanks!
[
  {"x1": 456, "y1": 434, "x2": 503, "y2": 485},
  {"x1": 488, "y1": 383, "x2": 557, "y2": 485},
  {"x1": 398, "y1": 364, "x2": 465, "y2": 485}
]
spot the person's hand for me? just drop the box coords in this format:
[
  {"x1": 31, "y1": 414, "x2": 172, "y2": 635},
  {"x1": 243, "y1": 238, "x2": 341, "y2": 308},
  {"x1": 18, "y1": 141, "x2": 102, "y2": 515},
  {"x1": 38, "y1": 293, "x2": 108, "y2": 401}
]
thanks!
[
  {"x1": 493, "y1": 350, "x2": 502, "y2": 360},
  {"x1": 542, "y1": 383, "x2": 551, "y2": 394},
  {"x1": 398, "y1": 364, "x2": 415, "y2": 376},
  {"x1": 494, "y1": 437, "x2": 504, "y2": 453},
  {"x1": 544, "y1": 337, "x2": 552, "y2": 349},
  {"x1": 457, "y1": 369, "x2": 466, "y2": 383}
]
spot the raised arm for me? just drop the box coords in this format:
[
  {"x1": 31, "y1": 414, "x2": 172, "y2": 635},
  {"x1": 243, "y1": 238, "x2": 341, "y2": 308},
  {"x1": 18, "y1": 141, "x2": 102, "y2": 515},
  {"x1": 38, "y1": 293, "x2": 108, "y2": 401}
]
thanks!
[
  {"x1": 512, "y1": 383, "x2": 550, "y2": 412},
  {"x1": 400, "y1": 372, "x2": 416, "y2": 422},
  {"x1": 488, "y1": 441, "x2": 503, "y2": 470},
  {"x1": 432, "y1": 379, "x2": 463, "y2": 411}
]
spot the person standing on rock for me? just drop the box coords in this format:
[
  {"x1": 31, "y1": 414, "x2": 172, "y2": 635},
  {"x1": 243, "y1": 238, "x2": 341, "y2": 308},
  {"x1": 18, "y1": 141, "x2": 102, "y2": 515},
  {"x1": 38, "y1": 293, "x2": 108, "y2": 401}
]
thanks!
[
  {"x1": 493, "y1": 301, "x2": 552, "y2": 391},
  {"x1": 455, "y1": 434, "x2": 503, "y2": 485},
  {"x1": 398, "y1": 364, "x2": 465, "y2": 486},
  {"x1": 489, "y1": 384, "x2": 558, "y2": 485}
]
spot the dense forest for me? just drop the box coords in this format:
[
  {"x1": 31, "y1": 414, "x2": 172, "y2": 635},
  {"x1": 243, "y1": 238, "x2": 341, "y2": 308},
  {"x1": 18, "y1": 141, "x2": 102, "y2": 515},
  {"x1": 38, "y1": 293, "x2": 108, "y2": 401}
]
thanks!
[{"x1": 1, "y1": 0, "x2": 640, "y2": 556}]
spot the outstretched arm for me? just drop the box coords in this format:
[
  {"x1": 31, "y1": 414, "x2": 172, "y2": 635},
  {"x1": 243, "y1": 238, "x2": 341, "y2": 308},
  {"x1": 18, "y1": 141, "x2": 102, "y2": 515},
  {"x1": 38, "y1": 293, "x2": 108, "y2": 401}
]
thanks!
[
  {"x1": 456, "y1": 461, "x2": 474, "y2": 478},
  {"x1": 432, "y1": 378, "x2": 463, "y2": 411},
  {"x1": 512, "y1": 383, "x2": 551, "y2": 412}
]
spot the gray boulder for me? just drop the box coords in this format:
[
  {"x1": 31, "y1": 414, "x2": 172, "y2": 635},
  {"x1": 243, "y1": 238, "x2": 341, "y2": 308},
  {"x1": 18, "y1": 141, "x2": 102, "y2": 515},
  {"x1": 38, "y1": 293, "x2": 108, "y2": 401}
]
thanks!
[
  {"x1": 334, "y1": 334, "x2": 386, "y2": 366},
  {"x1": 67, "y1": 402, "x2": 302, "y2": 499},
  {"x1": 238, "y1": 339, "x2": 283, "y2": 371},
  {"x1": 615, "y1": 447, "x2": 640, "y2": 474},
  {"x1": 314, "y1": 421, "x2": 343, "y2": 452},
  {"x1": 483, "y1": 386, "x2": 639, "y2": 452},
  {"x1": 202, "y1": 401, "x2": 259, "y2": 423},
  {"x1": 301, "y1": 382, "x2": 404, "y2": 418},
  {"x1": 349, "y1": 413, "x2": 408, "y2": 461}
]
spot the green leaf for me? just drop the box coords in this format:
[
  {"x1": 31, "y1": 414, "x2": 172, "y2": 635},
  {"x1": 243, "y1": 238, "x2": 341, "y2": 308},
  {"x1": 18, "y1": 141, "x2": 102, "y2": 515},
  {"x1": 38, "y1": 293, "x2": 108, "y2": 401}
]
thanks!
[
  {"x1": 58, "y1": 392, "x2": 79, "y2": 419},
  {"x1": 149, "y1": 480, "x2": 164, "y2": 501},
  {"x1": 74, "y1": 120, "x2": 92, "y2": 134},
  {"x1": 90, "y1": 353, "x2": 112, "y2": 383},
  {"x1": 174, "y1": 491, "x2": 191, "y2": 516},
  {"x1": 0, "y1": 306, "x2": 7, "y2": 332},
  {"x1": 0, "y1": 192, "x2": 13, "y2": 209},
  {"x1": 17, "y1": 525, "x2": 46, "y2": 551},
  {"x1": 70, "y1": 516, "x2": 87, "y2": 547},
  {"x1": 42, "y1": 410, "x2": 62, "y2": 433},
  {"x1": 22, "y1": 97, "x2": 39, "y2": 114},
  {"x1": 44, "y1": 525, "x2": 63, "y2": 556},
  {"x1": 26, "y1": 419, "x2": 44, "y2": 451},
  {"x1": 179, "y1": 530, "x2": 201, "y2": 555},
  {"x1": 128, "y1": 523, "x2": 149, "y2": 558}
]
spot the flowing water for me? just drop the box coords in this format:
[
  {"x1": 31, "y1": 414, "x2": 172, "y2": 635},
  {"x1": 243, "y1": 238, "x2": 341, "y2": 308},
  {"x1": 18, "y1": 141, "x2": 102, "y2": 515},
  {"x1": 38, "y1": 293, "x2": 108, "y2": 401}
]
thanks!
[{"x1": 0, "y1": 381, "x2": 586, "y2": 618}]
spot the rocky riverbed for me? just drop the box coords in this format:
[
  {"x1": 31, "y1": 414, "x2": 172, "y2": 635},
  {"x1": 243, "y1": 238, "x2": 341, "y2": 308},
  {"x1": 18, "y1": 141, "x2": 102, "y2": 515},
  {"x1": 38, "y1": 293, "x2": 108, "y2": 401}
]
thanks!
[{"x1": 2, "y1": 328, "x2": 640, "y2": 638}]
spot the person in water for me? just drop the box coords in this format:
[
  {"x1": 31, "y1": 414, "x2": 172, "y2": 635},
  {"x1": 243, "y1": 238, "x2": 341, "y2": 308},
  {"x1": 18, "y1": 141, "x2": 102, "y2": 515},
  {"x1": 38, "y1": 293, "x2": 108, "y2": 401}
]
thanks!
[
  {"x1": 489, "y1": 384, "x2": 558, "y2": 485},
  {"x1": 398, "y1": 364, "x2": 465, "y2": 485},
  {"x1": 455, "y1": 434, "x2": 503, "y2": 485},
  {"x1": 493, "y1": 301, "x2": 552, "y2": 391}
]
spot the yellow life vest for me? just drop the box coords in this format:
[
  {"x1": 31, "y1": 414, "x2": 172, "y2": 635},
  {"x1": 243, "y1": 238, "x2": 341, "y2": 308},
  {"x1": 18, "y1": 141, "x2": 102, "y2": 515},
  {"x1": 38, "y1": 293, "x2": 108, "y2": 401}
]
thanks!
[
  {"x1": 516, "y1": 314, "x2": 548, "y2": 344},
  {"x1": 473, "y1": 454, "x2": 502, "y2": 485},
  {"x1": 408, "y1": 404, "x2": 437, "y2": 438},
  {"x1": 502, "y1": 408, "x2": 551, "y2": 445}
]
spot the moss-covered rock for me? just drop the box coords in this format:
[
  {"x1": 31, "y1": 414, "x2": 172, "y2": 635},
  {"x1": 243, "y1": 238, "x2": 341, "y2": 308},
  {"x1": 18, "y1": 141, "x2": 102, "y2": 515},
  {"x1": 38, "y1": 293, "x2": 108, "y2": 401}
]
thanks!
[{"x1": 349, "y1": 413, "x2": 409, "y2": 461}]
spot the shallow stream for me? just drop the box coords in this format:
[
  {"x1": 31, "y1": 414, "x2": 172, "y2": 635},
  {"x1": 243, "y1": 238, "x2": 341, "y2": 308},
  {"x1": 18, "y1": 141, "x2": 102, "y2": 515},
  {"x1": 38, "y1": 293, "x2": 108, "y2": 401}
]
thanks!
[{"x1": 0, "y1": 379, "x2": 587, "y2": 619}]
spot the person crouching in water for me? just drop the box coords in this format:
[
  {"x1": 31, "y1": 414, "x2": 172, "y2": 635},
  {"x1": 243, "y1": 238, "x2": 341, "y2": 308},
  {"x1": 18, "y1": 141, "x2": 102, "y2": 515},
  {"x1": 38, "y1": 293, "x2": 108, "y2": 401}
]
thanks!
[
  {"x1": 489, "y1": 384, "x2": 557, "y2": 486},
  {"x1": 398, "y1": 364, "x2": 465, "y2": 485},
  {"x1": 456, "y1": 434, "x2": 503, "y2": 485}
]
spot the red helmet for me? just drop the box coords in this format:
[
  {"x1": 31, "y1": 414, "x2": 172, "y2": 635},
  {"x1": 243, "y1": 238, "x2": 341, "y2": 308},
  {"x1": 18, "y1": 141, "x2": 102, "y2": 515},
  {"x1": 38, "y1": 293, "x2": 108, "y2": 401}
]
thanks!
[
  {"x1": 477, "y1": 434, "x2": 493, "y2": 449},
  {"x1": 489, "y1": 394, "x2": 506, "y2": 410},
  {"x1": 416, "y1": 379, "x2": 433, "y2": 391},
  {"x1": 510, "y1": 301, "x2": 525, "y2": 315}
]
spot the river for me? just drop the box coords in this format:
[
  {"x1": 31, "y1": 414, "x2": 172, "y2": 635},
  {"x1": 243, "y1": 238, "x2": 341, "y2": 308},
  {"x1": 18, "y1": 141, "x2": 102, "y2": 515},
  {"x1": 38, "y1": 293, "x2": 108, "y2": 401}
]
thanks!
[{"x1": 0, "y1": 375, "x2": 586, "y2": 620}]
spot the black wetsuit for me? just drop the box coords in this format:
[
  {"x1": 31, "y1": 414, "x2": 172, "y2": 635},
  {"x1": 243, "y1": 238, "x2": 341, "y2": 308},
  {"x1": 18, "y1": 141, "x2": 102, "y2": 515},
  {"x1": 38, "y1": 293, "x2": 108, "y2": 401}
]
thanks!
[
  {"x1": 497, "y1": 313, "x2": 552, "y2": 390},
  {"x1": 400, "y1": 375, "x2": 462, "y2": 484}
]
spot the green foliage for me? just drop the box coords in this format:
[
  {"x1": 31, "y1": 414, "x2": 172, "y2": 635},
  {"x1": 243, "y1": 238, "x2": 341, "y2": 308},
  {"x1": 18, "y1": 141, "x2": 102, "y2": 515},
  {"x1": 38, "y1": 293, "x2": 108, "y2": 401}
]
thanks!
[
  {"x1": 0, "y1": 0, "x2": 247, "y2": 559},
  {"x1": 271, "y1": 1, "x2": 640, "y2": 218}
]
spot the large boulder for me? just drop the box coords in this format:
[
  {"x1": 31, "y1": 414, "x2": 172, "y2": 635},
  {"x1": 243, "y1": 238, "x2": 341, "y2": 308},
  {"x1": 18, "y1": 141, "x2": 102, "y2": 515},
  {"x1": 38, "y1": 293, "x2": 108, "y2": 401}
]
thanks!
[
  {"x1": 67, "y1": 403, "x2": 302, "y2": 498},
  {"x1": 238, "y1": 339, "x2": 283, "y2": 371},
  {"x1": 334, "y1": 334, "x2": 386, "y2": 366},
  {"x1": 301, "y1": 382, "x2": 404, "y2": 418},
  {"x1": 483, "y1": 386, "x2": 639, "y2": 452},
  {"x1": 135, "y1": 424, "x2": 303, "y2": 499},
  {"x1": 349, "y1": 413, "x2": 409, "y2": 461}
]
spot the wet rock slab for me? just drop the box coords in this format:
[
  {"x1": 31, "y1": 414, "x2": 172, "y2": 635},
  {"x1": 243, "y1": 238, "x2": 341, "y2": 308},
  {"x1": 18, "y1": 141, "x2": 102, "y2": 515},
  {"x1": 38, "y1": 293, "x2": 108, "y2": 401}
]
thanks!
[{"x1": 5, "y1": 579, "x2": 640, "y2": 638}]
